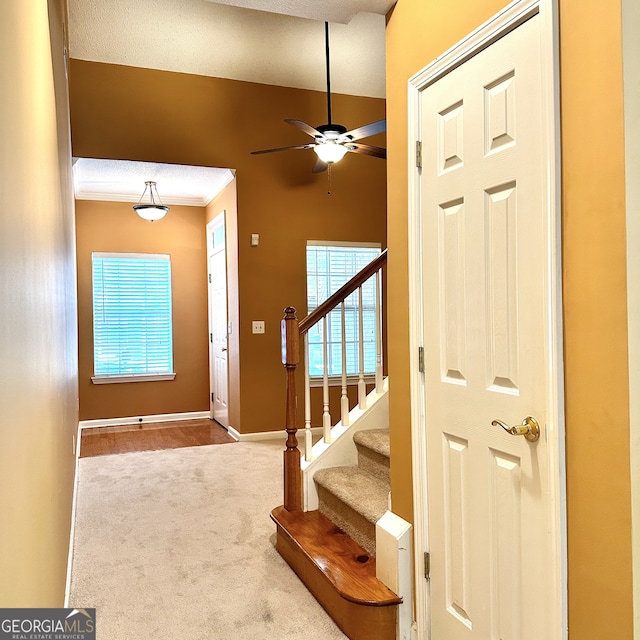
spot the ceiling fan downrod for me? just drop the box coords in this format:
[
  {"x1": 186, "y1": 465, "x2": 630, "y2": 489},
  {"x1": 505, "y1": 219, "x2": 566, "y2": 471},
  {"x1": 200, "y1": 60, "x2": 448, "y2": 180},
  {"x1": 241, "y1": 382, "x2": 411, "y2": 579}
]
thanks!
[{"x1": 325, "y1": 21, "x2": 332, "y2": 127}]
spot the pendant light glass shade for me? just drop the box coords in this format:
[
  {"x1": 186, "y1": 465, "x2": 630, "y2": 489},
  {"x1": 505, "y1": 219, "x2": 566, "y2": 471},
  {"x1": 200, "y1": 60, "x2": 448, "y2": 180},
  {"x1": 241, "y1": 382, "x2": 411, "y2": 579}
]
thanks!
[
  {"x1": 133, "y1": 181, "x2": 169, "y2": 221},
  {"x1": 314, "y1": 142, "x2": 349, "y2": 164}
]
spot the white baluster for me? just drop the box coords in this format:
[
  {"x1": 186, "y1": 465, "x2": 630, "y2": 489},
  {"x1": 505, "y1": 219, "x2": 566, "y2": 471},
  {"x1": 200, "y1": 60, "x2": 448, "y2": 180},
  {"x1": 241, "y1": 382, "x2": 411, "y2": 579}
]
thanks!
[
  {"x1": 322, "y1": 315, "x2": 332, "y2": 442},
  {"x1": 375, "y1": 269, "x2": 383, "y2": 393},
  {"x1": 358, "y1": 285, "x2": 366, "y2": 409},
  {"x1": 341, "y1": 301, "x2": 350, "y2": 426},
  {"x1": 304, "y1": 333, "x2": 313, "y2": 461}
]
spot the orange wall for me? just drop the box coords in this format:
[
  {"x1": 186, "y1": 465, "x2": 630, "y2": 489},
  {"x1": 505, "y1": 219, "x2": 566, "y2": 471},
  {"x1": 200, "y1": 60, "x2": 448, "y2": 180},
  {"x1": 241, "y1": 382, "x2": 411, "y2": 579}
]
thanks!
[
  {"x1": 559, "y1": 0, "x2": 632, "y2": 635},
  {"x1": 69, "y1": 61, "x2": 387, "y2": 433},
  {"x1": 76, "y1": 200, "x2": 209, "y2": 420},
  {"x1": 0, "y1": 0, "x2": 78, "y2": 605},
  {"x1": 386, "y1": 0, "x2": 632, "y2": 637}
]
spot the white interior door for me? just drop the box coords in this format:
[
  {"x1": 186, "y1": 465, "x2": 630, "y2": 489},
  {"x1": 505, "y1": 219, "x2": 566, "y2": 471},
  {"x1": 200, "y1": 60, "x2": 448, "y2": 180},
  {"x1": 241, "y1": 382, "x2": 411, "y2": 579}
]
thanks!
[
  {"x1": 420, "y1": 14, "x2": 559, "y2": 639},
  {"x1": 207, "y1": 213, "x2": 229, "y2": 427}
]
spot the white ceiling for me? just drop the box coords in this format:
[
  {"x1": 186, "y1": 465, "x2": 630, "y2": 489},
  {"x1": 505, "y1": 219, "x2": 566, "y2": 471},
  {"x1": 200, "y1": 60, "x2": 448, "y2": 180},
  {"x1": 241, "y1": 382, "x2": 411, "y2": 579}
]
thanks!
[
  {"x1": 73, "y1": 159, "x2": 235, "y2": 207},
  {"x1": 68, "y1": 0, "x2": 389, "y2": 99},
  {"x1": 69, "y1": 0, "x2": 391, "y2": 204},
  {"x1": 203, "y1": 0, "x2": 395, "y2": 24}
]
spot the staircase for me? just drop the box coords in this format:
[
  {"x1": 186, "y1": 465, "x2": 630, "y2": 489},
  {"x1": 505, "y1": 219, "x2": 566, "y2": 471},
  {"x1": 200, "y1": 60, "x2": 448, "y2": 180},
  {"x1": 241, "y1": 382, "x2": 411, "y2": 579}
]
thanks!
[
  {"x1": 315, "y1": 429, "x2": 391, "y2": 556},
  {"x1": 272, "y1": 250, "x2": 402, "y2": 640},
  {"x1": 271, "y1": 426, "x2": 400, "y2": 640}
]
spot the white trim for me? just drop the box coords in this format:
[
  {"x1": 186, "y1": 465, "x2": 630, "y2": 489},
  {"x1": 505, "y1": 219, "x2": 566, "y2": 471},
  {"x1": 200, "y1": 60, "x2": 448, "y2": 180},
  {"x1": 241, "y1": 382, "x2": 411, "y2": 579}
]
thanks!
[
  {"x1": 79, "y1": 410, "x2": 209, "y2": 430},
  {"x1": 622, "y1": 0, "x2": 640, "y2": 634},
  {"x1": 227, "y1": 425, "x2": 324, "y2": 442},
  {"x1": 407, "y1": 63, "x2": 429, "y2": 637},
  {"x1": 308, "y1": 374, "x2": 376, "y2": 387},
  {"x1": 306, "y1": 240, "x2": 383, "y2": 248},
  {"x1": 409, "y1": 0, "x2": 540, "y2": 90},
  {"x1": 406, "y1": 1, "x2": 566, "y2": 638},
  {"x1": 64, "y1": 423, "x2": 82, "y2": 607},
  {"x1": 92, "y1": 251, "x2": 170, "y2": 261},
  {"x1": 91, "y1": 372, "x2": 176, "y2": 384},
  {"x1": 376, "y1": 511, "x2": 413, "y2": 640}
]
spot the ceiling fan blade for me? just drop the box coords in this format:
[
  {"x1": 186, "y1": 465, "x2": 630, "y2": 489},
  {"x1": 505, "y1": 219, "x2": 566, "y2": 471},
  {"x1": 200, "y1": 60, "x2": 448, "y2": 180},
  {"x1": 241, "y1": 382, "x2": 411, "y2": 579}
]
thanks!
[
  {"x1": 342, "y1": 119, "x2": 386, "y2": 142},
  {"x1": 312, "y1": 157, "x2": 328, "y2": 174},
  {"x1": 285, "y1": 119, "x2": 323, "y2": 139},
  {"x1": 346, "y1": 143, "x2": 387, "y2": 159},
  {"x1": 251, "y1": 143, "x2": 315, "y2": 155}
]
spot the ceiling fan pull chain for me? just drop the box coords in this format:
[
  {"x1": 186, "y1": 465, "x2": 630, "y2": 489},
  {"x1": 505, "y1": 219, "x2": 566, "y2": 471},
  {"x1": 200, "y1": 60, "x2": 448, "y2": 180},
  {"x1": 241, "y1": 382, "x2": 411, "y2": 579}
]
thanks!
[{"x1": 327, "y1": 163, "x2": 332, "y2": 196}]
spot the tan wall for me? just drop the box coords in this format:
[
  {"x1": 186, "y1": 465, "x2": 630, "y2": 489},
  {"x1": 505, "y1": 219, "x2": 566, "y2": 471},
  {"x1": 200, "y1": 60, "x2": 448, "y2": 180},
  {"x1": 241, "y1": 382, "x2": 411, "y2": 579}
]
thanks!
[
  {"x1": 76, "y1": 201, "x2": 209, "y2": 420},
  {"x1": 0, "y1": 0, "x2": 78, "y2": 605},
  {"x1": 69, "y1": 61, "x2": 387, "y2": 433},
  {"x1": 386, "y1": 0, "x2": 633, "y2": 636},
  {"x1": 559, "y1": 0, "x2": 632, "y2": 635}
]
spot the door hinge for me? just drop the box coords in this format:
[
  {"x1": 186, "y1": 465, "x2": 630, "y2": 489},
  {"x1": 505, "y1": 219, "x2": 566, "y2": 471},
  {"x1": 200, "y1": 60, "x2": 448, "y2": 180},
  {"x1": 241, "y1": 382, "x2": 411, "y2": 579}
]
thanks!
[
  {"x1": 210, "y1": 333, "x2": 213, "y2": 343},
  {"x1": 208, "y1": 273, "x2": 212, "y2": 283},
  {"x1": 418, "y1": 346, "x2": 425, "y2": 373},
  {"x1": 416, "y1": 140, "x2": 422, "y2": 169},
  {"x1": 211, "y1": 392, "x2": 214, "y2": 402},
  {"x1": 424, "y1": 551, "x2": 430, "y2": 579}
]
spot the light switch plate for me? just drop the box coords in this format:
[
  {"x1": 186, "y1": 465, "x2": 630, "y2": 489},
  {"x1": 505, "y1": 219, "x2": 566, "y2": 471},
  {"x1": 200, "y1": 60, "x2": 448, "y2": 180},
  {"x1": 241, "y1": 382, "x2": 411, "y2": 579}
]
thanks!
[
  {"x1": 252, "y1": 320, "x2": 265, "y2": 334},
  {"x1": 250, "y1": 233, "x2": 259, "y2": 247}
]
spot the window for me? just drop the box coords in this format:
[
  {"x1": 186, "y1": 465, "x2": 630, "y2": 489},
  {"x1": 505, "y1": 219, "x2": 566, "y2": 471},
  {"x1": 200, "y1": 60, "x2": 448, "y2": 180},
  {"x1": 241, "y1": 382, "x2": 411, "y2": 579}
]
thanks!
[
  {"x1": 306, "y1": 242, "x2": 381, "y2": 379},
  {"x1": 91, "y1": 252, "x2": 175, "y2": 384}
]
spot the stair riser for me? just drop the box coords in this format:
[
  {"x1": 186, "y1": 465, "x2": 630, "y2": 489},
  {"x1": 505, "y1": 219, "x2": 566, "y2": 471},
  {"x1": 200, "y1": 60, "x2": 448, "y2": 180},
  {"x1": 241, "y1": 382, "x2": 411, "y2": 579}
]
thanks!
[
  {"x1": 318, "y1": 485, "x2": 377, "y2": 557},
  {"x1": 355, "y1": 444, "x2": 390, "y2": 483}
]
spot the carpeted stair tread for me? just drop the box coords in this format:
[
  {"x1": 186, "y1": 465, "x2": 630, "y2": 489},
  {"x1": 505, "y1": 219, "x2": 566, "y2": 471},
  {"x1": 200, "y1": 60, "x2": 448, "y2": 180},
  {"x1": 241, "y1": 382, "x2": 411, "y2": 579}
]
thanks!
[
  {"x1": 314, "y1": 466, "x2": 389, "y2": 525},
  {"x1": 353, "y1": 429, "x2": 390, "y2": 459},
  {"x1": 270, "y1": 506, "x2": 401, "y2": 607}
]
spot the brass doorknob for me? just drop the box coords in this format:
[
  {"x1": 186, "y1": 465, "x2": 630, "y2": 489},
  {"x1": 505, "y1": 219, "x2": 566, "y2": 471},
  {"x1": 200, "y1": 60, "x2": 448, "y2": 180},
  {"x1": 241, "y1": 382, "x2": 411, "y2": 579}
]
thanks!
[{"x1": 492, "y1": 416, "x2": 540, "y2": 442}]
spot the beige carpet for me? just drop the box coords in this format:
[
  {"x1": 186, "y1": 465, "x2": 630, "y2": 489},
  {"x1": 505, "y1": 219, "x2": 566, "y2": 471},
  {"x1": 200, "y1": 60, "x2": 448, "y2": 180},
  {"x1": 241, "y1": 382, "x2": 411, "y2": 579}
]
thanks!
[{"x1": 69, "y1": 440, "x2": 346, "y2": 639}]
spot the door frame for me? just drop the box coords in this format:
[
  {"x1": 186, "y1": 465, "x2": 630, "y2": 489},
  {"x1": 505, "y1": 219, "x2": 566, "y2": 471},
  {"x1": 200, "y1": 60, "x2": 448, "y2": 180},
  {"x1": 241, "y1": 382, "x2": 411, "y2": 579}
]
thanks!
[
  {"x1": 622, "y1": 0, "x2": 640, "y2": 630},
  {"x1": 406, "y1": 0, "x2": 566, "y2": 636},
  {"x1": 207, "y1": 210, "x2": 230, "y2": 426}
]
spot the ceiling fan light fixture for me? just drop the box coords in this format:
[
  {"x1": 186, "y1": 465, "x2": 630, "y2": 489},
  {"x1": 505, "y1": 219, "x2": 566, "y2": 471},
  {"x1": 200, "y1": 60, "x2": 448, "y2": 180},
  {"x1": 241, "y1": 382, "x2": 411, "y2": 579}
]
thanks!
[
  {"x1": 133, "y1": 181, "x2": 170, "y2": 221},
  {"x1": 314, "y1": 142, "x2": 349, "y2": 164}
]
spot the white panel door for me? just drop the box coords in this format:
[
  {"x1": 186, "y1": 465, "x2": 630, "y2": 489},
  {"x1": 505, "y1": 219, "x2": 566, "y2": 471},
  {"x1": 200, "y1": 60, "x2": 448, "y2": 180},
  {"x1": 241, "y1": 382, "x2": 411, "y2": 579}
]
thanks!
[
  {"x1": 207, "y1": 213, "x2": 229, "y2": 427},
  {"x1": 421, "y1": 15, "x2": 556, "y2": 639}
]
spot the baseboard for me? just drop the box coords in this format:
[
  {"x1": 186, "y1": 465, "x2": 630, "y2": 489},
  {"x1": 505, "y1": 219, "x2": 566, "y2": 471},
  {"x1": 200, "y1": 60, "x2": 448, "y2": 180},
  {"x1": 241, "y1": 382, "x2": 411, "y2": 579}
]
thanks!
[
  {"x1": 227, "y1": 426, "x2": 323, "y2": 442},
  {"x1": 64, "y1": 423, "x2": 82, "y2": 606},
  {"x1": 78, "y1": 411, "x2": 210, "y2": 430}
]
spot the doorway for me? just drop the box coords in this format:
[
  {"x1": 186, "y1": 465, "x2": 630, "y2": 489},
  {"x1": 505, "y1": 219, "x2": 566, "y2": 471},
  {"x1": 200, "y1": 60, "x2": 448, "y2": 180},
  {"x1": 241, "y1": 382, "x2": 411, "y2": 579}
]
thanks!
[{"x1": 207, "y1": 212, "x2": 230, "y2": 428}]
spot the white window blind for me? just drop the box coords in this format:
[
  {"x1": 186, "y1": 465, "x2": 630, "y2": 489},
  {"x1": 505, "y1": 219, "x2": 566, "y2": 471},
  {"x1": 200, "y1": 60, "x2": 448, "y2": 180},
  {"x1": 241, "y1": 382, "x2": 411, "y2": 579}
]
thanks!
[
  {"x1": 306, "y1": 243, "x2": 381, "y2": 378},
  {"x1": 92, "y1": 253, "x2": 174, "y2": 380}
]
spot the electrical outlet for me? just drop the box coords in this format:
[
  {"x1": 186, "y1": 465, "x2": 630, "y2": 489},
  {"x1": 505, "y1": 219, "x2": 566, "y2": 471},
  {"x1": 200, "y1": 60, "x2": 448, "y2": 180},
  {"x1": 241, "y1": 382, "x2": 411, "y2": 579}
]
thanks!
[{"x1": 252, "y1": 320, "x2": 265, "y2": 334}]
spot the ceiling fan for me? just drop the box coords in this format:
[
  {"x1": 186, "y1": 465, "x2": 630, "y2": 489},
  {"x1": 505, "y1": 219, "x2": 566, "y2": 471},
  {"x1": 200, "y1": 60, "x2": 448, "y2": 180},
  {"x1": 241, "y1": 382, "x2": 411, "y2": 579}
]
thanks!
[{"x1": 251, "y1": 22, "x2": 386, "y2": 173}]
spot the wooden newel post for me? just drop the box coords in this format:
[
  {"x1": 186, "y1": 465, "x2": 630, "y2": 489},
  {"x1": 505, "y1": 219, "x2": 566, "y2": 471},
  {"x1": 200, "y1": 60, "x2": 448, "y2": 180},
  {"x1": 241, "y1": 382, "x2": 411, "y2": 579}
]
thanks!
[{"x1": 282, "y1": 306, "x2": 302, "y2": 511}]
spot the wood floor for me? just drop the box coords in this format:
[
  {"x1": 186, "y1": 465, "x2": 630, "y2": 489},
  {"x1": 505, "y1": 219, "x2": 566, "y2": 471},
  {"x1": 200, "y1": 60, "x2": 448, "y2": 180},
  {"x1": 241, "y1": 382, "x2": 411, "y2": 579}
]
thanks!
[{"x1": 80, "y1": 418, "x2": 236, "y2": 458}]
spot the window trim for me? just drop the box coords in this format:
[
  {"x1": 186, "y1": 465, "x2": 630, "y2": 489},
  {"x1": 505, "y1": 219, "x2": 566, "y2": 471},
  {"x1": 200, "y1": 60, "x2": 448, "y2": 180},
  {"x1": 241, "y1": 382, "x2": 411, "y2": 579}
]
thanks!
[{"x1": 91, "y1": 372, "x2": 176, "y2": 385}]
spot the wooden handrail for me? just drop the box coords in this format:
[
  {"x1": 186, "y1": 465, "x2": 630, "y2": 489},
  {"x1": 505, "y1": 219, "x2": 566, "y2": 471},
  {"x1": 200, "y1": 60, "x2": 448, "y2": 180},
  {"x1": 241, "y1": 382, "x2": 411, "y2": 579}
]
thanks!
[
  {"x1": 299, "y1": 249, "x2": 387, "y2": 336},
  {"x1": 281, "y1": 249, "x2": 387, "y2": 512}
]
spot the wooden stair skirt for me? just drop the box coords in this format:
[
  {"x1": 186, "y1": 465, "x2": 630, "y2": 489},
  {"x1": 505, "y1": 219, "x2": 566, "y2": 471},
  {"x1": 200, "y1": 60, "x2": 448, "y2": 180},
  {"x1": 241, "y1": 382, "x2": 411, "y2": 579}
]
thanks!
[{"x1": 271, "y1": 506, "x2": 401, "y2": 640}]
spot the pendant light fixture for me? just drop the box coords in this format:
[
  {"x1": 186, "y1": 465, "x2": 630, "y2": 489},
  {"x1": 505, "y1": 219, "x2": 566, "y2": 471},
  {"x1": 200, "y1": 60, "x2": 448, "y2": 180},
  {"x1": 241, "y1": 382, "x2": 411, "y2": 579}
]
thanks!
[{"x1": 133, "y1": 181, "x2": 169, "y2": 221}]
